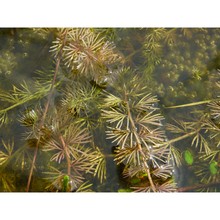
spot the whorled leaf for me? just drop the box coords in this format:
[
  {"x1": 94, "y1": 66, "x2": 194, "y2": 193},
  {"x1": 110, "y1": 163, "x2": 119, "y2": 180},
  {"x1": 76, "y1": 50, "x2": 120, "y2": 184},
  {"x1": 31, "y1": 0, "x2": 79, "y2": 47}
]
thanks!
[
  {"x1": 170, "y1": 145, "x2": 182, "y2": 167},
  {"x1": 208, "y1": 101, "x2": 220, "y2": 120},
  {"x1": 133, "y1": 93, "x2": 159, "y2": 112},
  {"x1": 146, "y1": 145, "x2": 171, "y2": 169},
  {"x1": 101, "y1": 91, "x2": 123, "y2": 108},
  {"x1": 76, "y1": 181, "x2": 93, "y2": 192},
  {"x1": 191, "y1": 133, "x2": 212, "y2": 155},
  {"x1": 88, "y1": 147, "x2": 106, "y2": 183},
  {"x1": 114, "y1": 146, "x2": 143, "y2": 166},
  {"x1": 102, "y1": 108, "x2": 127, "y2": 129},
  {"x1": 0, "y1": 173, "x2": 16, "y2": 192},
  {"x1": 0, "y1": 139, "x2": 14, "y2": 166},
  {"x1": 136, "y1": 111, "x2": 164, "y2": 127},
  {"x1": 61, "y1": 81, "x2": 101, "y2": 116},
  {"x1": 152, "y1": 164, "x2": 173, "y2": 179},
  {"x1": 106, "y1": 127, "x2": 130, "y2": 148},
  {"x1": 139, "y1": 127, "x2": 166, "y2": 145},
  {"x1": 122, "y1": 164, "x2": 146, "y2": 179}
]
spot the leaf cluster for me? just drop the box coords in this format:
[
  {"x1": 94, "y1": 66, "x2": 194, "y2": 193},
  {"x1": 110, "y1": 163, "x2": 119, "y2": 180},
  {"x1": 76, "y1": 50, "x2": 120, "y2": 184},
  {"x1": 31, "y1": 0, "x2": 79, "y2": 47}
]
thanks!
[
  {"x1": 50, "y1": 28, "x2": 123, "y2": 84},
  {"x1": 101, "y1": 68, "x2": 175, "y2": 192}
]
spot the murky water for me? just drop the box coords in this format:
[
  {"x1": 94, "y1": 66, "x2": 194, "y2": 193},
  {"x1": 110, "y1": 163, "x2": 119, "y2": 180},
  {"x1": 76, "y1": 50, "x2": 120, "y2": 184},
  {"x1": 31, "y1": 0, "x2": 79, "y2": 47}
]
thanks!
[{"x1": 0, "y1": 28, "x2": 220, "y2": 192}]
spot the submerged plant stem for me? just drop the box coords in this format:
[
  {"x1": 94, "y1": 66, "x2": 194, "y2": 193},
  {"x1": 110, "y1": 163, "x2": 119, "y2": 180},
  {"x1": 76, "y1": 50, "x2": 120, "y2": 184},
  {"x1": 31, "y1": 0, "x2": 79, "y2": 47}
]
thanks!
[
  {"x1": 164, "y1": 98, "x2": 220, "y2": 109},
  {"x1": 125, "y1": 98, "x2": 156, "y2": 192},
  {"x1": 26, "y1": 31, "x2": 67, "y2": 192},
  {"x1": 166, "y1": 129, "x2": 199, "y2": 146}
]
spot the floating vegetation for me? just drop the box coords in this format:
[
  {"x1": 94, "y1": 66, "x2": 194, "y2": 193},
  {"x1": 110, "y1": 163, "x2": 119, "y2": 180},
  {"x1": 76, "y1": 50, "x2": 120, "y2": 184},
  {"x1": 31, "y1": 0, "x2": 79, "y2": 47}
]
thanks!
[
  {"x1": 183, "y1": 150, "x2": 194, "y2": 166},
  {"x1": 1, "y1": 28, "x2": 220, "y2": 192},
  {"x1": 209, "y1": 161, "x2": 218, "y2": 175},
  {"x1": 144, "y1": 28, "x2": 220, "y2": 106}
]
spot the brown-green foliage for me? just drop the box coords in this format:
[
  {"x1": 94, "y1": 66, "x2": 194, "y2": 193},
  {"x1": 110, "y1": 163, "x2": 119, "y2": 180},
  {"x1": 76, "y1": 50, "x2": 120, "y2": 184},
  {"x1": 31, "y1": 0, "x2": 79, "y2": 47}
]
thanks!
[
  {"x1": 1, "y1": 28, "x2": 220, "y2": 192},
  {"x1": 101, "y1": 68, "x2": 176, "y2": 192},
  {"x1": 0, "y1": 28, "x2": 121, "y2": 191}
]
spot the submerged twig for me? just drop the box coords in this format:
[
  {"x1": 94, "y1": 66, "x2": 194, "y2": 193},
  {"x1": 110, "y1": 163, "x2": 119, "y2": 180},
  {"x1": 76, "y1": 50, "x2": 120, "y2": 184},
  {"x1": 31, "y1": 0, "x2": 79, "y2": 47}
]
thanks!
[
  {"x1": 164, "y1": 98, "x2": 220, "y2": 109},
  {"x1": 125, "y1": 97, "x2": 156, "y2": 192},
  {"x1": 26, "y1": 30, "x2": 67, "y2": 192}
]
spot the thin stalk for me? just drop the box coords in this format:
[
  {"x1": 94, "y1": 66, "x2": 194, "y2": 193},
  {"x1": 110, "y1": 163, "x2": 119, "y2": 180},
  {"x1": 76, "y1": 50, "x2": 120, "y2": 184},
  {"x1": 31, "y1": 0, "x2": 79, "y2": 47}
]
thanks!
[
  {"x1": 26, "y1": 30, "x2": 67, "y2": 192},
  {"x1": 125, "y1": 97, "x2": 156, "y2": 192},
  {"x1": 0, "y1": 145, "x2": 27, "y2": 172},
  {"x1": 160, "y1": 113, "x2": 206, "y2": 148},
  {"x1": 164, "y1": 98, "x2": 220, "y2": 109},
  {"x1": 0, "y1": 85, "x2": 55, "y2": 115},
  {"x1": 164, "y1": 129, "x2": 200, "y2": 146}
]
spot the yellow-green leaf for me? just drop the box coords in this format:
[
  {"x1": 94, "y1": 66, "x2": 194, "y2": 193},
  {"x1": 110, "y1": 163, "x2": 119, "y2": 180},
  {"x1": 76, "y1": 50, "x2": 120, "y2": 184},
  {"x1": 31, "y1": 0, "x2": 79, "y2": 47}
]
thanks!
[
  {"x1": 184, "y1": 150, "x2": 194, "y2": 165},
  {"x1": 209, "y1": 161, "x2": 218, "y2": 175}
]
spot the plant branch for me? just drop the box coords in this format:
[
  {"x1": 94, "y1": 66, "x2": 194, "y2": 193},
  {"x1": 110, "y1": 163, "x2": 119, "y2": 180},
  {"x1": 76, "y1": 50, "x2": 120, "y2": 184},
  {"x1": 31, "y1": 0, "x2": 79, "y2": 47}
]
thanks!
[
  {"x1": 125, "y1": 96, "x2": 156, "y2": 192},
  {"x1": 26, "y1": 30, "x2": 67, "y2": 192},
  {"x1": 164, "y1": 129, "x2": 200, "y2": 146},
  {"x1": 164, "y1": 98, "x2": 220, "y2": 109},
  {"x1": 0, "y1": 83, "x2": 58, "y2": 120}
]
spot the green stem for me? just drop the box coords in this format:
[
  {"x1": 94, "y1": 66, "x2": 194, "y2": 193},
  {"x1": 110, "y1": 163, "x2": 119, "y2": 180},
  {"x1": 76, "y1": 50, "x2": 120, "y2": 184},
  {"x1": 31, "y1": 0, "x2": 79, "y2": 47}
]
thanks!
[
  {"x1": 0, "y1": 145, "x2": 27, "y2": 172},
  {"x1": 62, "y1": 175, "x2": 70, "y2": 192},
  {"x1": 164, "y1": 98, "x2": 220, "y2": 109},
  {"x1": 0, "y1": 86, "x2": 54, "y2": 115}
]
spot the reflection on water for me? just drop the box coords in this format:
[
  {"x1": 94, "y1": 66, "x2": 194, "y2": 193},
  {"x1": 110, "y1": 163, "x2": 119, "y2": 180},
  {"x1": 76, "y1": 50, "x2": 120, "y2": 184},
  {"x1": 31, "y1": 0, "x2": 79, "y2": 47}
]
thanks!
[{"x1": 0, "y1": 28, "x2": 220, "y2": 192}]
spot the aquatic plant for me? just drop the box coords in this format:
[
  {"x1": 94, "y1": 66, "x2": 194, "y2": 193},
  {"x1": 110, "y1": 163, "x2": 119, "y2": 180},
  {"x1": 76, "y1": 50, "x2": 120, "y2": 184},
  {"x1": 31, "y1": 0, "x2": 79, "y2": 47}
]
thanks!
[
  {"x1": 143, "y1": 28, "x2": 220, "y2": 106},
  {"x1": 165, "y1": 75, "x2": 220, "y2": 191},
  {"x1": 1, "y1": 28, "x2": 220, "y2": 192},
  {"x1": 0, "y1": 28, "x2": 118, "y2": 191},
  {"x1": 50, "y1": 28, "x2": 123, "y2": 84},
  {"x1": 101, "y1": 68, "x2": 176, "y2": 192}
]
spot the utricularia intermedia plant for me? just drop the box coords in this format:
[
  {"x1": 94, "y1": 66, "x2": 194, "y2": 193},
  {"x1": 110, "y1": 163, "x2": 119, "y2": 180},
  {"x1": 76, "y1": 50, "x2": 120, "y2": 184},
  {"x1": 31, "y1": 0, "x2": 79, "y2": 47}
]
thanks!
[{"x1": 0, "y1": 28, "x2": 220, "y2": 192}]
